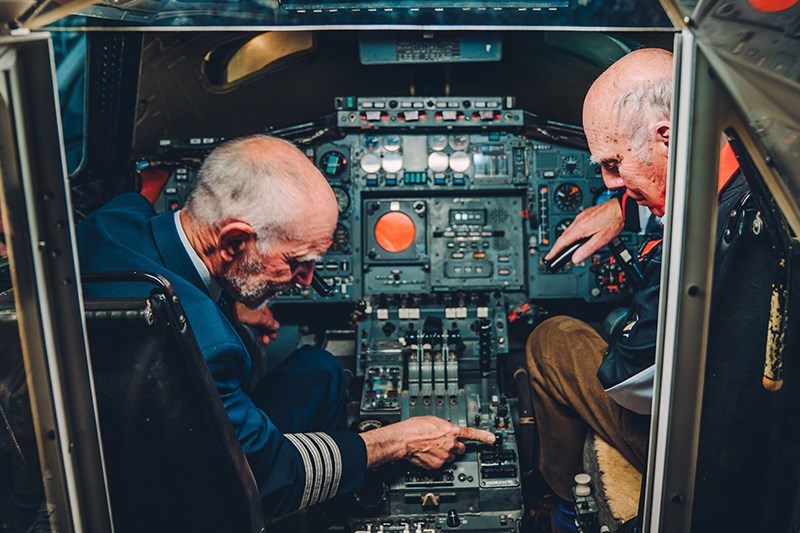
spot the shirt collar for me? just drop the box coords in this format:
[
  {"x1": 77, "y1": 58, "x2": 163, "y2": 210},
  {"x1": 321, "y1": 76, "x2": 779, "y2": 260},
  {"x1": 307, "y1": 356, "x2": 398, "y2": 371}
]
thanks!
[{"x1": 173, "y1": 210, "x2": 222, "y2": 302}]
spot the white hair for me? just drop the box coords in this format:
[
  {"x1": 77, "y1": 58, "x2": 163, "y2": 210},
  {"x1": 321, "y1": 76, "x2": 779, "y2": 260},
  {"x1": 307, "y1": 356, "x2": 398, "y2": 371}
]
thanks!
[
  {"x1": 184, "y1": 135, "x2": 320, "y2": 251},
  {"x1": 615, "y1": 77, "x2": 672, "y2": 162}
]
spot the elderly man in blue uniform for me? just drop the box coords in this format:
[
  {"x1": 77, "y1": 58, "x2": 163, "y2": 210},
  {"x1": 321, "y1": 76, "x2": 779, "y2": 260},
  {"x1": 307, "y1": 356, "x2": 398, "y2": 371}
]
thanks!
[
  {"x1": 77, "y1": 135, "x2": 495, "y2": 516},
  {"x1": 526, "y1": 49, "x2": 747, "y2": 531}
]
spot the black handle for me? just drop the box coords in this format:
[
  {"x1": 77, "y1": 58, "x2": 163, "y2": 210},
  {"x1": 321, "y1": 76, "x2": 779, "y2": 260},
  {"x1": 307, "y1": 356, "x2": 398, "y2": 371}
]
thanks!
[{"x1": 542, "y1": 237, "x2": 590, "y2": 273}]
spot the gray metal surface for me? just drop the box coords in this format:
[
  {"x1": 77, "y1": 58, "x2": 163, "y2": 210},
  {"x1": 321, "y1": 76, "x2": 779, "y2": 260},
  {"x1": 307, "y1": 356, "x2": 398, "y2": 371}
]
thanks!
[
  {"x1": 0, "y1": 31, "x2": 113, "y2": 533},
  {"x1": 645, "y1": 30, "x2": 738, "y2": 532}
]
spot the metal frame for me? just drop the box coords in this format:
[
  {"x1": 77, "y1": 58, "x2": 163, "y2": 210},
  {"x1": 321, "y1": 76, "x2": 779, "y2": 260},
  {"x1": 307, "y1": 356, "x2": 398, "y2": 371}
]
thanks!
[
  {"x1": 0, "y1": 32, "x2": 113, "y2": 533},
  {"x1": 644, "y1": 29, "x2": 742, "y2": 531}
]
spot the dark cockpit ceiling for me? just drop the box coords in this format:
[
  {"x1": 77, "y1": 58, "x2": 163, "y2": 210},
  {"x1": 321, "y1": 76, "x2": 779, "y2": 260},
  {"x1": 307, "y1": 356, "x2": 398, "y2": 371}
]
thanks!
[
  {"x1": 131, "y1": 31, "x2": 675, "y2": 154},
  {"x1": 59, "y1": 0, "x2": 672, "y2": 28}
]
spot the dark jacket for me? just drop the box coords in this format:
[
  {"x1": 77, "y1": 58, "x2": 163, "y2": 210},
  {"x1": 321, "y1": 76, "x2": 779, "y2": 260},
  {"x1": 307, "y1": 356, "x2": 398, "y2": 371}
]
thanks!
[{"x1": 76, "y1": 193, "x2": 366, "y2": 514}]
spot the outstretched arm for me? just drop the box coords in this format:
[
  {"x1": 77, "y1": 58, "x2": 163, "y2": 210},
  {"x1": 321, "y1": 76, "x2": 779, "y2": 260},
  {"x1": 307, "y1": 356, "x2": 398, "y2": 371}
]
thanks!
[
  {"x1": 545, "y1": 199, "x2": 624, "y2": 265},
  {"x1": 360, "y1": 416, "x2": 496, "y2": 469}
]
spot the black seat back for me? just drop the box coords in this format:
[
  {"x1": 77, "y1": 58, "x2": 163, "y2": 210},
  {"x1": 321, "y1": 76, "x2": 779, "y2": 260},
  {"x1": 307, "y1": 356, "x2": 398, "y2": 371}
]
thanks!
[{"x1": 0, "y1": 274, "x2": 265, "y2": 533}]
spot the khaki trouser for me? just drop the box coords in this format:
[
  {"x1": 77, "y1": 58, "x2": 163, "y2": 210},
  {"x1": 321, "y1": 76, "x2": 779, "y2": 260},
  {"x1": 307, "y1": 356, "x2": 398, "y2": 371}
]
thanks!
[{"x1": 525, "y1": 316, "x2": 650, "y2": 500}]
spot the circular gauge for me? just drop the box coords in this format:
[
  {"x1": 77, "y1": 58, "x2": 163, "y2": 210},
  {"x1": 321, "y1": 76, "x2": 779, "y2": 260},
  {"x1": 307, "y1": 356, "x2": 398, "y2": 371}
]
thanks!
[
  {"x1": 561, "y1": 155, "x2": 581, "y2": 176},
  {"x1": 553, "y1": 183, "x2": 583, "y2": 212},
  {"x1": 357, "y1": 419, "x2": 385, "y2": 432},
  {"x1": 383, "y1": 134, "x2": 402, "y2": 152},
  {"x1": 428, "y1": 152, "x2": 449, "y2": 173},
  {"x1": 330, "y1": 223, "x2": 350, "y2": 252},
  {"x1": 428, "y1": 134, "x2": 448, "y2": 151},
  {"x1": 331, "y1": 186, "x2": 350, "y2": 214},
  {"x1": 363, "y1": 134, "x2": 381, "y2": 152},
  {"x1": 449, "y1": 134, "x2": 469, "y2": 151},
  {"x1": 449, "y1": 151, "x2": 471, "y2": 173},
  {"x1": 374, "y1": 211, "x2": 416, "y2": 253},
  {"x1": 382, "y1": 153, "x2": 404, "y2": 173},
  {"x1": 319, "y1": 151, "x2": 348, "y2": 179},
  {"x1": 360, "y1": 153, "x2": 381, "y2": 174},
  {"x1": 555, "y1": 218, "x2": 574, "y2": 238}
]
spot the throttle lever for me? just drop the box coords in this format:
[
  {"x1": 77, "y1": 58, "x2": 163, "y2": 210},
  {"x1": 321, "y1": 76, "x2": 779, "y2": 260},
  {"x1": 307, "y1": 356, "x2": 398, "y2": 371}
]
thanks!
[
  {"x1": 542, "y1": 237, "x2": 590, "y2": 273},
  {"x1": 311, "y1": 270, "x2": 334, "y2": 297}
]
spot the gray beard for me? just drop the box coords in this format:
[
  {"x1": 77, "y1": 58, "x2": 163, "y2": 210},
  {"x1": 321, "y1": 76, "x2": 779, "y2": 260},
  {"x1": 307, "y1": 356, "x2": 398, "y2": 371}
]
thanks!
[{"x1": 218, "y1": 253, "x2": 290, "y2": 309}]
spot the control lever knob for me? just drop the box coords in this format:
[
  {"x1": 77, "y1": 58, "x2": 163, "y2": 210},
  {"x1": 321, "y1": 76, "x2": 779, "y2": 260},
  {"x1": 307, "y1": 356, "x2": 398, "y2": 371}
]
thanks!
[
  {"x1": 494, "y1": 433, "x2": 504, "y2": 448},
  {"x1": 446, "y1": 510, "x2": 460, "y2": 528}
]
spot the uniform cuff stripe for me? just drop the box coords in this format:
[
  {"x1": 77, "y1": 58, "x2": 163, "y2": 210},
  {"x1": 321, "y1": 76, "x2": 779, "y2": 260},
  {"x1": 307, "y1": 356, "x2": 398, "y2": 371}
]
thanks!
[{"x1": 285, "y1": 432, "x2": 343, "y2": 509}]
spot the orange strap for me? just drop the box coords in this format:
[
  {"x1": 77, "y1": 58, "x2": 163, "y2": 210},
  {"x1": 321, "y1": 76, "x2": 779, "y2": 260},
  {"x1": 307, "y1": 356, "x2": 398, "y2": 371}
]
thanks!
[
  {"x1": 639, "y1": 238, "x2": 663, "y2": 259},
  {"x1": 619, "y1": 191, "x2": 630, "y2": 223},
  {"x1": 718, "y1": 142, "x2": 740, "y2": 193}
]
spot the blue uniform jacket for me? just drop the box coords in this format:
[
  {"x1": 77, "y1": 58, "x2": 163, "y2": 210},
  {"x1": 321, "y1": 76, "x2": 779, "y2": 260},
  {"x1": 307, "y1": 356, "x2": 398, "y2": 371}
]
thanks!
[{"x1": 76, "y1": 193, "x2": 366, "y2": 515}]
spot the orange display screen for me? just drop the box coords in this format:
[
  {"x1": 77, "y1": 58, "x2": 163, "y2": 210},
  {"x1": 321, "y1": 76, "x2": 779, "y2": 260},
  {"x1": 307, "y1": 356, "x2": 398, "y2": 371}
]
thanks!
[{"x1": 374, "y1": 211, "x2": 416, "y2": 253}]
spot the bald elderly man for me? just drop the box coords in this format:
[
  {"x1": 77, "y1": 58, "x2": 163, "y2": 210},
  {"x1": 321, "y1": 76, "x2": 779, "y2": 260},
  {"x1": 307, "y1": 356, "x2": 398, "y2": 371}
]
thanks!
[
  {"x1": 526, "y1": 49, "x2": 747, "y2": 529},
  {"x1": 77, "y1": 135, "x2": 495, "y2": 517}
]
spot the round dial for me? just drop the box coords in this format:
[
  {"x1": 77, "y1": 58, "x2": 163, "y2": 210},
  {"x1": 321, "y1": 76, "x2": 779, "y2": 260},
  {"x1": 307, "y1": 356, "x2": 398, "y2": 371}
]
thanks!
[
  {"x1": 331, "y1": 186, "x2": 350, "y2": 214},
  {"x1": 428, "y1": 152, "x2": 449, "y2": 173},
  {"x1": 383, "y1": 135, "x2": 402, "y2": 152},
  {"x1": 363, "y1": 135, "x2": 381, "y2": 152},
  {"x1": 360, "y1": 153, "x2": 381, "y2": 174},
  {"x1": 555, "y1": 218, "x2": 574, "y2": 238},
  {"x1": 561, "y1": 155, "x2": 581, "y2": 176},
  {"x1": 330, "y1": 223, "x2": 350, "y2": 252},
  {"x1": 357, "y1": 419, "x2": 384, "y2": 432},
  {"x1": 428, "y1": 134, "x2": 448, "y2": 151},
  {"x1": 382, "y1": 153, "x2": 404, "y2": 173},
  {"x1": 553, "y1": 183, "x2": 583, "y2": 212},
  {"x1": 319, "y1": 151, "x2": 348, "y2": 179},
  {"x1": 449, "y1": 134, "x2": 469, "y2": 151},
  {"x1": 449, "y1": 151, "x2": 471, "y2": 173}
]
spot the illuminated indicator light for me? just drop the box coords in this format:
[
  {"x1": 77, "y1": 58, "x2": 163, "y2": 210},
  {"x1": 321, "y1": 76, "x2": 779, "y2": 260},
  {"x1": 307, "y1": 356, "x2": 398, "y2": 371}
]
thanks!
[
  {"x1": 748, "y1": 0, "x2": 797, "y2": 10},
  {"x1": 374, "y1": 211, "x2": 416, "y2": 253}
]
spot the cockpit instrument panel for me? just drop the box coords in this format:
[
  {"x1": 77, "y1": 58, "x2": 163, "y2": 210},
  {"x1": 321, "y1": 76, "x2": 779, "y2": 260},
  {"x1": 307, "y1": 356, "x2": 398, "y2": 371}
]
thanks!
[{"x1": 151, "y1": 96, "x2": 648, "y2": 303}]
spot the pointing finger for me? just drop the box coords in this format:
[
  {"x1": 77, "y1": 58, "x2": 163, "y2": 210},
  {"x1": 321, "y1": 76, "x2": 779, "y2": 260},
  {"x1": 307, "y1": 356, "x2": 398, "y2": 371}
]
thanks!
[{"x1": 456, "y1": 426, "x2": 495, "y2": 444}]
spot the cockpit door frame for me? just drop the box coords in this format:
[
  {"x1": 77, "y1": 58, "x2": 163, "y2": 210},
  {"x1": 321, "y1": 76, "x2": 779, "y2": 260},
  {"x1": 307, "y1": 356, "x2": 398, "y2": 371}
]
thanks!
[
  {"x1": 645, "y1": 28, "x2": 795, "y2": 531},
  {"x1": 0, "y1": 31, "x2": 114, "y2": 533}
]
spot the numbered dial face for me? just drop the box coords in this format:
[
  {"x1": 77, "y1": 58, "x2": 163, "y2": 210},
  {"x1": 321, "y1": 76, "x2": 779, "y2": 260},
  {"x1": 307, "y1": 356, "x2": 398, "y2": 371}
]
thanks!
[
  {"x1": 449, "y1": 134, "x2": 469, "y2": 151},
  {"x1": 553, "y1": 183, "x2": 583, "y2": 212},
  {"x1": 357, "y1": 419, "x2": 384, "y2": 432},
  {"x1": 319, "y1": 151, "x2": 348, "y2": 179},
  {"x1": 363, "y1": 135, "x2": 381, "y2": 152},
  {"x1": 555, "y1": 218, "x2": 573, "y2": 238},
  {"x1": 331, "y1": 186, "x2": 350, "y2": 214},
  {"x1": 561, "y1": 155, "x2": 581, "y2": 176},
  {"x1": 383, "y1": 135, "x2": 402, "y2": 152},
  {"x1": 428, "y1": 134, "x2": 448, "y2": 151},
  {"x1": 330, "y1": 223, "x2": 350, "y2": 252}
]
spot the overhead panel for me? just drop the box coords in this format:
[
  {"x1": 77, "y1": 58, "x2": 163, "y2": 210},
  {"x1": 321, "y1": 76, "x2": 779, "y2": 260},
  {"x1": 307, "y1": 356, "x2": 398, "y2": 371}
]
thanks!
[{"x1": 46, "y1": 0, "x2": 672, "y2": 29}]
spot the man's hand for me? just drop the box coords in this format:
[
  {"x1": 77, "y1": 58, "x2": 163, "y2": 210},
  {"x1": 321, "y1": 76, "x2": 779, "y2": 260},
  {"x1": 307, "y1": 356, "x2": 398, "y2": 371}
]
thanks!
[
  {"x1": 235, "y1": 301, "x2": 280, "y2": 345},
  {"x1": 545, "y1": 199, "x2": 624, "y2": 265},
  {"x1": 360, "y1": 416, "x2": 496, "y2": 469}
]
